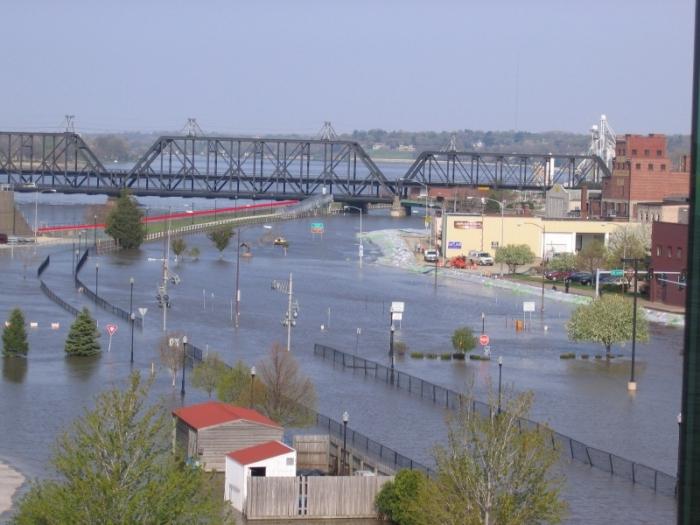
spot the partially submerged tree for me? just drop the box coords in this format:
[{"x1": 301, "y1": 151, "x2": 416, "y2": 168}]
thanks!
[
  {"x1": 214, "y1": 360, "x2": 266, "y2": 409},
  {"x1": 64, "y1": 308, "x2": 101, "y2": 357},
  {"x1": 2, "y1": 308, "x2": 29, "y2": 357},
  {"x1": 258, "y1": 343, "x2": 316, "y2": 427},
  {"x1": 451, "y1": 327, "x2": 476, "y2": 355},
  {"x1": 414, "y1": 390, "x2": 566, "y2": 525},
  {"x1": 192, "y1": 352, "x2": 226, "y2": 399},
  {"x1": 207, "y1": 227, "x2": 234, "y2": 258},
  {"x1": 495, "y1": 244, "x2": 536, "y2": 274},
  {"x1": 158, "y1": 332, "x2": 185, "y2": 387},
  {"x1": 567, "y1": 295, "x2": 649, "y2": 357},
  {"x1": 11, "y1": 373, "x2": 229, "y2": 524},
  {"x1": 104, "y1": 189, "x2": 145, "y2": 249},
  {"x1": 188, "y1": 247, "x2": 201, "y2": 261},
  {"x1": 171, "y1": 238, "x2": 187, "y2": 263}
]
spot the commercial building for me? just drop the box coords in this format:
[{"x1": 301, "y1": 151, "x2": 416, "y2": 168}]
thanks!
[
  {"x1": 545, "y1": 184, "x2": 600, "y2": 218},
  {"x1": 441, "y1": 214, "x2": 627, "y2": 260},
  {"x1": 649, "y1": 221, "x2": 687, "y2": 308},
  {"x1": 600, "y1": 134, "x2": 689, "y2": 219},
  {"x1": 636, "y1": 197, "x2": 689, "y2": 224}
]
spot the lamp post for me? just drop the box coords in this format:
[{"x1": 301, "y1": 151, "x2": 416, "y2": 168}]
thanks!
[
  {"x1": 250, "y1": 366, "x2": 256, "y2": 408},
  {"x1": 519, "y1": 222, "x2": 546, "y2": 313},
  {"x1": 355, "y1": 327, "x2": 361, "y2": 354},
  {"x1": 621, "y1": 257, "x2": 642, "y2": 391},
  {"x1": 129, "y1": 277, "x2": 135, "y2": 365},
  {"x1": 343, "y1": 206, "x2": 364, "y2": 266},
  {"x1": 342, "y1": 411, "x2": 349, "y2": 475},
  {"x1": 95, "y1": 263, "x2": 99, "y2": 296},
  {"x1": 93, "y1": 214, "x2": 97, "y2": 249},
  {"x1": 497, "y1": 356, "x2": 503, "y2": 414},
  {"x1": 180, "y1": 335, "x2": 188, "y2": 398},
  {"x1": 389, "y1": 324, "x2": 396, "y2": 385},
  {"x1": 235, "y1": 228, "x2": 243, "y2": 328},
  {"x1": 481, "y1": 312, "x2": 486, "y2": 335}
]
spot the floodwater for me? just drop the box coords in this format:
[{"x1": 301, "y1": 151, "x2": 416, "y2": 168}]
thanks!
[{"x1": 0, "y1": 192, "x2": 681, "y2": 523}]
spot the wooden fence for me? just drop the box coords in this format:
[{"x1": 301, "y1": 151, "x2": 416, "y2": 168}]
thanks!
[{"x1": 245, "y1": 475, "x2": 393, "y2": 519}]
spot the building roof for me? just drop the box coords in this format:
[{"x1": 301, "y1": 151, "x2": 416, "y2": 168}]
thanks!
[
  {"x1": 227, "y1": 440, "x2": 295, "y2": 466},
  {"x1": 173, "y1": 401, "x2": 281, "y2": 430}
]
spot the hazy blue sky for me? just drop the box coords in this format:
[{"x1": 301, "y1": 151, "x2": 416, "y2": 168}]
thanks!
[{"x1": 2, "y1": 0, "x2": 695, "y2": 135}]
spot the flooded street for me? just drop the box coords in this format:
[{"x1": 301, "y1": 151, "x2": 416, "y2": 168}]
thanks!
[{"x1": 0, "y1": 195, "x2": 681, "y2": 523}]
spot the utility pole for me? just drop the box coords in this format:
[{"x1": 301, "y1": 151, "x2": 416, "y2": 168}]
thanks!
[
  {"x1": 621, "y1": 257, "x2": 641, "y2": 391},
  {"x1": 287, "y1": 273, "x2": 293, "y2": 353}
]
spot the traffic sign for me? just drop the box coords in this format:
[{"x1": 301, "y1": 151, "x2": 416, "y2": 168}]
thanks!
[
  {"x1": 479, "y1": 334, "x2": 490, "y2": 346},
  {"x1": 610, "y1": 269, "x2": 624, "y2": 277},
  {"x1": 105, "y1": 323, "x2": 118, "y2": 336},
  {"x1": 310, "y1": 222, "x2": 325, "y2": 234},
  {"x1": 523, "y1": 301, "x2": 536, "y2": 313}
]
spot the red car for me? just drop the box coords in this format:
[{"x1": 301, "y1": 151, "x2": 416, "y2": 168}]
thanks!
[{"x1": 544, "y1": 270, "x2": 573, "y2": 281}]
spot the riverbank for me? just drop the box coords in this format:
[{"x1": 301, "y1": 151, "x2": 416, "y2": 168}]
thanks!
[
  {"x1": 362, "y1": 228, "x2": 685, "y2": 328},
  {"x1": 0, "y1": 461, "x2": 24, "y2": 520}
]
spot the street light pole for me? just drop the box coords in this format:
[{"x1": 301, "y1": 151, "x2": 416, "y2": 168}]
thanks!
[
  {"x1": 481, "y1": 312, "x2": 485, "y2": 335},
  {"x1": 95, "y1": 263, "x2": 99, "y2": 296},
  {"x1": 342, "y1": 411, "x2": 349, "y2": 475},
  {"x1": 622, "y1": 257, "x2": 641, "y2": 391},
  {"x1": 250, "y1": 366, "x2": 256, "y2": 408},
  {"x1": 355, "y1": 327, "x2": 361, "y2": 354},
  {"x1": 498, "y1": 356, "x2": 503, "y2": 414},
  {"x1": 235, "y1": 228, "x2": 241, "y2": 328},
  {"x1": 93, "y1": 214, "x2": 97, "y2": 249},
  {"x1": 389, "y1": 324, "x2": 395, "y2": 385},
  {"x1": 129, "y1": 277, "x2": 135, "y2": 365},
  {"x1": 180, "y1": 336, "x2": 188, "y2": 398}
]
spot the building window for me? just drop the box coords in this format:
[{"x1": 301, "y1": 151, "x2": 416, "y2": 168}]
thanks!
[
  {"x1": 632, "y1": 149, "x2": 638, "y2": 155},
  {"x1": 678, "y1": 247, "x2": 683, "y2": 259},
  {"x1": 656, "y1": 245, "x2": 662, "y2": 256},
  {"x1": 635, "y1": 163, "x2": 641, "y2": 170},
  {"x1": 644, "y1": 149, "x2": 650, "y2": 156},
  {"x1": 661, "y1": 164, "x2": 666, "y2": 171},
  {"x1": 667, "y1": 246, "x2": 673, "y2": 258},
  {"x1": 648, "y1": 163, "x2": 654, "y2": 171},
  {"x1": 657, "y1": 150, "x2": 662, "y2": 156}
]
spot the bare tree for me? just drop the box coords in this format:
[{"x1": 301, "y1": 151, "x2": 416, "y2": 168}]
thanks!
[
  {"x1": 157, "y1": 332, "x2": 185, "y2": 387},
  {"x1": 257, "y1": 343, "x2": 316, "y2": 427}
]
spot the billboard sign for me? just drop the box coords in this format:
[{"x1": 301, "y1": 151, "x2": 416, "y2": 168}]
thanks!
[{"x1": 453, "y1": 220, "x2": 482, "y2": 230}]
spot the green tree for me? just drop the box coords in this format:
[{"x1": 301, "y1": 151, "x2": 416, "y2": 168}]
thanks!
[
  {"x1": 451, "y1": 327, "x2": 476, "y2": 354},
  {"x1": 192, "y1": 352, "x2": 227, "y2": 398},
  {"x1": 413, "y1": 390, "x2": 566, "y2": 525},
  {"x1": 215, "y1": 360, "x2": 255, "y2": 404},
  {"x1": 547, "y1": 253, "x2": 577, "y2": 273},
  {"x1": 257, "y1": 343, "x2": 316, "y2": 427},
  {"x1": 2, "y1": 308, "x2": 29, "y2": 357},
  {"x1": 64, "y1": 308, "x2": 101, "y2": 357},
  {"x1": 158, "y1": 332, "x2": 185, "y2": 388},
  {"x1": 104, "y1": 189, "x2": 145, "y2": 249},
  {"x1": 207, "y1": 227, "x2": 234, "y2": 258},
  {"x1": 375, "y1": 469, "x2": 428, "y2": 525},
  {"x1": 606, "y1": 224, "x2": 650, "y2": 263},
  {"x1": 171, "y1": 238, "x2": 187, "y2": 263},
  {"x1": 575, "y1": 240, "x2": 609, "y2": 278},
  {"x1": 11, "y1": 373, "x2": 230, "y2": 524},
  {"x1": 495, "y1": 244, "x2": 536, "y2": 274},
  {"x1": 567, "y1": 295, "x2": 649, "y2": 357}
]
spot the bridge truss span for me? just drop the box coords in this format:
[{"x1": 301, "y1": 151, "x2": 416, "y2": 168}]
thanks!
[
  {"x1": 124, "y1": 135, "x2": 394, "y2": 200},
  {"x1": 402, "y1": 150, "x2": 611, "y2": 190}
]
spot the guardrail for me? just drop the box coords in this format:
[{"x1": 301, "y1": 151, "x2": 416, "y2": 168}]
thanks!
[
  {"x1": 313, "y1": 343, "x2": 677, "y2": 497},
  {"x1": 37, "y1": 255, "x2": 80, "y2": 317},
  {"x1": 183, "y1": 341, "x2": 432, "y2": 477}
]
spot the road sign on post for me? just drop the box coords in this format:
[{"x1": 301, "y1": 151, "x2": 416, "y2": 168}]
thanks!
[
  {"x1": 105, "y1": 323, "x2": 118, "y2": 353},
  {"x1": 479, "y1": 334, "x2": 490, "y2": 346},
  {"x1": 523, "y1": 301, "x2": 536, "y2": 312},
  {"x1": 610, "y1": 269, "x2": 624, "y2": 277}
]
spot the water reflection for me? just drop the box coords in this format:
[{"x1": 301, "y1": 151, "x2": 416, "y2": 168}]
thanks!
[
  {"x1": 2, "y1": 357, "x2": 27, "y2": 383},
  {"x1": 64, "y1": 354, "x2": 101, "y2": 382}
]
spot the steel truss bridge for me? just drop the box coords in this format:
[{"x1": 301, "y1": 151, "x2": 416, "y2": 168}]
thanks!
[{"x1": 0, "y1": 131, "x2": 611, "y2": 202}]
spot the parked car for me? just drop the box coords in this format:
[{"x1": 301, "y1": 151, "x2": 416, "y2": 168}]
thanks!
[
  {"x1": 423, "y1": 249, "x2": 439, "y2": 262},
  {"x1": 544, "y1": 270, "x2": 572, "y2": 281},
  {"x1": 467, "y1": 250, "x2": 494, "y2": 266},
  {"x1": 569, "y1": 271, "x2": 593, "y2": 285}
]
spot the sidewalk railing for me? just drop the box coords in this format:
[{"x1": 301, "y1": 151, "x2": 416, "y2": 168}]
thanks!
[
  {"x1": 313, "y1": 343, "x2": 677, "y2": 497},
  {"x1": 184, "y1": 341, "x2": 432, "y2": 477},
  {"x1": 37, "y1": 255, "x2": 80, "y2": 317}
]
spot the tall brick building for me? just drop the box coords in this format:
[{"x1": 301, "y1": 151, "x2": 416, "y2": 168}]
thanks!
[
  {"x1": 600, "y1": 134, "x2": 689, "y2": 219},
  {"x1": 649, "y1": 221, "x2": 687, "y2": 308}
]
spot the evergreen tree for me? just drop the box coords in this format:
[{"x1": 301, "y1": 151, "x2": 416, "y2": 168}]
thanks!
[
  {"x1": 65, "y1": 308, "x2": 101, "y2": 357},
  {"x1": 105, "y1": 189, "x2": 145, "y2": 249},
  {"x1": 2, "y1": 308, "x2": 29, "y2": 357}
]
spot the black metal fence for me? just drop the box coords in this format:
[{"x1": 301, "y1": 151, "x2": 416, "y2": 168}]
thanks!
[
  {"x1": 313, "y1": 344, "x2": 677, "y2": 497},
  {"x1": 75, "y1": 250, "x2": 143, "y2": 328},
  {"x1": 184, "y1": 341, "x2": 432, "y2": 476},
  {"x1": 37, "y1": 255, "x2": 80, "y2": 317}
]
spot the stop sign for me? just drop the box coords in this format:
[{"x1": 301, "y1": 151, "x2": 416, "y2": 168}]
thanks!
[{"x1": 479, "y1": 334, "x2": 490, "y2": 346}]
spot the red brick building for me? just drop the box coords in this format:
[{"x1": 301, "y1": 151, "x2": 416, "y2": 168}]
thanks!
[
  {"x1": 649, "y1": 221, "x2": 687, "y2": 308},
  {"x1": 600, "y1": 134, "x2": 689, "y2": 219}
]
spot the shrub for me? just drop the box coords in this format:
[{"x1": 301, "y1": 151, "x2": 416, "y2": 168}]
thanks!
[
  {"x1": 410, "y1": 352, "x2": 424, "y2": 359},
  {"x1": 440, "y1": 353, "x2": 452, "y2": 361},
  {"x1": 594, "y1": 355, "x2": 603, "y2": 360},
  {"x1": 394, "y1": 341, "x2": 408, "y2": 356},
  {"x1": 452, "y1": 353, "x2": 466, "y2": 360},
  {"x1": 559, "y1": 352, "x2": 576, "y2": 359},
  {"x1": 426, "y1": 353, "x2": 438, "y2": 359},
  {"x1": 451, "y1": 327, "x2": 476, "y2": 354},
  {"x1": 375, "y1": 469, "x2": 427, "y2": 525},
  {"x1": 580, "y1": 354, "x2": 589, "y2": 359}
]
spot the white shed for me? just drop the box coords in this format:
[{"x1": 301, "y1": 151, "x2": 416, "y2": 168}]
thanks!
[{"x1": 224, "y1": 440, "x2": 296, "y2": 512}]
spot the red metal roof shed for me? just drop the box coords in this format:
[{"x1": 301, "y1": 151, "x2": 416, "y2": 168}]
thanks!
[
  {"x1": 227, "y1": 440, "x2": 295, "y2": 465},
  {"x1": 173, "y1": 401, "x2": 281, "y2": 430}
]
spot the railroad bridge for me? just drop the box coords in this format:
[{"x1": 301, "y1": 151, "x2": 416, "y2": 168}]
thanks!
[{"x1": 0, "y1": 131, "x2": 611, "y2": 203}]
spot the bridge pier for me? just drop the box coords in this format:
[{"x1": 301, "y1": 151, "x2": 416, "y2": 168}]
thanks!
[{"x1": 390, "y1": 196, "x2": 407, "y2": 218}]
